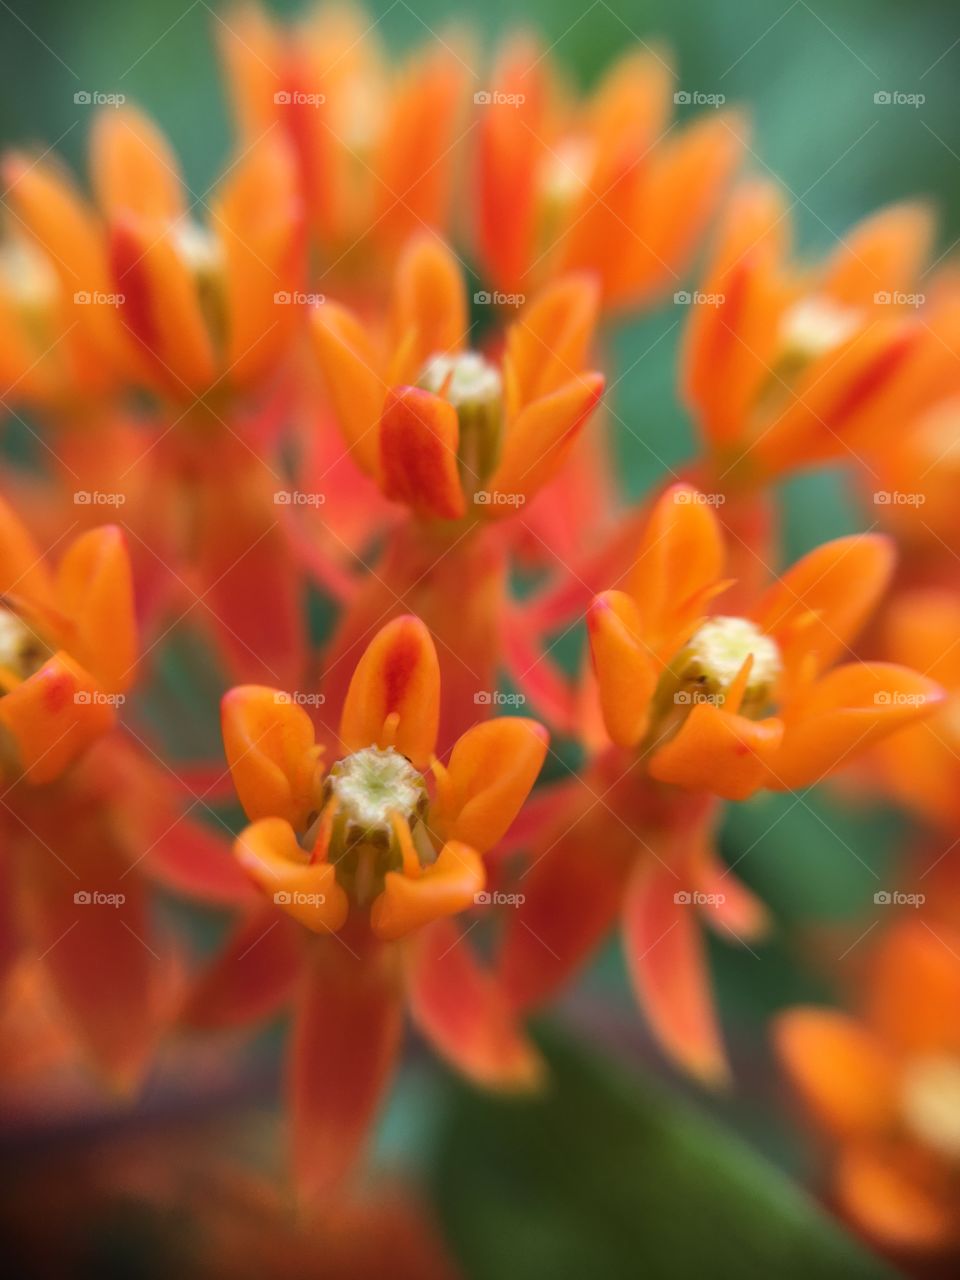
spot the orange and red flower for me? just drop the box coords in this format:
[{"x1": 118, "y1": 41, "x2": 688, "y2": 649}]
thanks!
[{"x1": 190, "y1": 614, "x2": 547, "y2": 1200}]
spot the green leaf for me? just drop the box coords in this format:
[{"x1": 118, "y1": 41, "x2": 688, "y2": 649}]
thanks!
[{"x1": 432, "y1": 1032, "x2": 897, "y2": 1280}]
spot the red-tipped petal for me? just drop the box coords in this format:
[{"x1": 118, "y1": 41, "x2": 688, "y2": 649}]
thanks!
[{"x1": 379, "y1": 386, "x2": 465, "y2": 521}]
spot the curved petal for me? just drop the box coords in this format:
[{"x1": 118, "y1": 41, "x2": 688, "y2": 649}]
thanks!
[
  {"x1": 221, "y1": 685, "x2": 320, "y2": 828},
  {"x1": 753, "y1": 534, "x2": 895, "y2": 688},
  {"x1": 389, "y1": 235, "x2": 467, "y2": 373},
  {"x1": 181, "y1": 905, "x2": 302, "y2": 1030},
  {"x1": 586, "y1": 589, "x2": 658, "y2": 748},
  {"x1": 370, "y1": 841, "x2": 484, "y2": 942},
  {"x1": 649, "y1": 703, "x2": 784, "y2": 801},
  {"x1": 339, "y1": 615, "x2": 440, "y2": 767},
  {"x1": 431, "y1": 717, "x2": 548, "y2": 853},
  {"x1": 289, "y1": 937, "x2": 403, "y2": 1203},
  {"x1": 90, "y1": 106, "x2": 185, "y2": 221},
  {"x1": 406, "y1": 917, "x2": 543, "y2": 1089},
  {"x1": 379, "y1": 386, "x2": 465, "y2": 521},
  {"x1": 822, "y1": 201, "x2": 934, "y2": 308},
  {"x1": 865, "y1": 919, "x2": 960, "y2": 1057},
  {"x1": 774, "y1": 1008, "x2": 899, "y2": 1138},
  {"x1": 0, "y1": 493, "x2": 54, "y2": 611},
  {"x1": 622, "y1": 855, "x2": 729, "y2": 1086},
  {"x1": 234, "y1": 818, "x2": 349, "y2": 933},
  {"x1": 0, "y1": 652, "x2": 116, "y2": 784},
  {"x1": 627, "y1": 483, "x2": 727, "y2": 658},
  {"x1": 692, "y1": 841, "x2": 771, "y2": 942},
  {"x1": 504, "y1": 274, "x2": 600, "y2": 406},
  {"x1": 55, "y1": 525, "x2": 137, "y2": 694},
  {"x1": 836, "y1": 1142, "x2": 955, "y2": 1252},
  {"x1": 770, "y1": 662, "x2": 944, "y2": 790},
  {"x1": 486, "y1": 371, "x2": 604, "y2": 507},
  {"x1": 309, "y1": 302, "x2": 385, "y2": 476},
  {"x1": 137, "y1": 811, "x2": 258, "y2": 908}
]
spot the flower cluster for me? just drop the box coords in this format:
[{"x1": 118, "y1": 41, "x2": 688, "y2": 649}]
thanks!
[{"x1": 1, "y1": 3, "x2": 959, "y2": 1270}]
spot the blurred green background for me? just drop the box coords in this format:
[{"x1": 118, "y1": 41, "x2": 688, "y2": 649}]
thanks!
[{"x1": 2, "y1": 1, "x2": 957, "y2": 1276}]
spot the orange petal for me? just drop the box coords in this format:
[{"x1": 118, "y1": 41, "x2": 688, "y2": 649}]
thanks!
[
  {"x1": 55, "y1": 525, "x2": 137, "y2": 694},
  {"x1": 289, "y1": 939, "x2": 403, "y2": 1203},
  {"x1": 774, "y1": 1008, "x2": 899, "y2": 1138},
  {"x1": 770, "y1": 662, "x2": 944, "y2": 790},
  {"x1": 389, "y1": 235, "x2": 467, "y2": 374},
  {"x1": 822, "y1": 201, "x2": 935, "y2": 308},
  {"x1": 586, "y1": 590, "x2": 658, "y2": 748},
  {"x1": 692, "y1": 841, "x2": 771, "y2": 942},
  {"x1": 378, "y1": 386, "x2": 466, "y2": 520},
  {"x1": 753, "y1": 534, "x2": 895, "y2": 687},
  {"x1": 370, "y1": 841, "x2": 484, "y2": 942},
  {"x1": 648, "y1": 703, "x2": 784, "y2": 801},
  {"x1": 221, "y1": 686, "x2": 320, "y2": 828},
  {"x1": 234, "y1": 818, "x2": 349, "y2": 932},
  {"x1": 405, "y1": 916, "x2": 543, "y2": 1089},
  {"x1": 431, "y1": 717, "x2": 548, "y2": 853},
  {"x1": 0, "y1": 652, "x2": 116, "y2": 783},
  {"x1": 627, "y1": 483, "x2": 727, "y2": 658},
  {"x1": 622, "y1": 856, "x2": 729, "y2": 1086},
  {"x1": 865, "y1": 919, "x2": 960, "y2": 1057},
  {"x1": 309, "y1": 302, "x2": 385, "y2": 476},
  {"x1": 90, "y1": 106, "x2": 185, "y2": 221},
  {"x1": 835, "y1": 1143, "x2": 956, "y2": 1252},
  {"x1": 339, "y1": 615, "x2": 440, "y2": 767},
  {"x1": 503, "y1": 274, "x2": 600, "y2": 407},
  {"x1": 486, "y1": 372, "x2": 604, "y2": 507},
  {"x1": 0, "y1": 492, "x2": 54, "y2": 611}
]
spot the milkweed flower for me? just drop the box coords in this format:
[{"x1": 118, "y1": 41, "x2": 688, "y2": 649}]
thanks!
[
  {"x1": 309, "y1": 233, "x2": 603, "y2": 743},
  {"x1": 4, "y1": 106, "x2": 304, "y2": 406},
  {"x1": 682, "y1": 182, "x2": 960, "y2": 483},
  {"x1": 474, "y1": 39, "x2": 744, "y2": 310},
  {"x1": 776, "y1": 919, "x2": 960, "y2": 1254},
  {"x1": 218, "y1": 2, "x2": 467, "y2": 261},
  {"x1": 496, "y1": 482, "x2": 943, "y2": 1084},
  {"x1": 193, "y1": 614, "x2": 547, "y2": 1201}
]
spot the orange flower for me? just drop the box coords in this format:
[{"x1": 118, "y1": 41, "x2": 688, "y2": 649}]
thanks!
[
  {"x1": 200, "y1": 614, "x2": 547, "y2": 1200},
  {"x1": 587, "y1": 482, "x2": 943, "y2": 800},
  {"x1": 474, "y1": 39, "x2": 744, "y2": 309},
  {"x1": 776, "y1": 919, "x2": 960, "y2": 1254},
  {"x1": 681, "y1": 181, "x2": 960, "y2": 482},
  {"x1": 4, "y1": 105, "x2": 303, "y2": 404},
  {"x1": 0, "y1": 493, "x2": 137, "y2": 783},
  {"x1": 218, "y1": 2, "x2": 467, "y2": 258},
  {"x1": 311, "y1": 233, "x2": 604, "y2": 517}
]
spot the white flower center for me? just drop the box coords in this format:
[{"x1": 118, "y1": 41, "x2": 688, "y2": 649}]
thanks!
[
  {"x1": 419, "y1": 352, "x2": 502, "y2": 410},
  {"x1": 681, "y1": 616, "x2": 781, "y2": 697},
  {"x1": 901, "y1": 1055, "x2": 960, "y2": 1161},
  {"x1": 328, "y1": 746, "x2": 424, "y2": 833},
  {"x1": 0, "y1": 606, "x2": 48, "y2": 683},
  {"x1": 780, "y1": 295, "x2": 862, "y2": 361}
]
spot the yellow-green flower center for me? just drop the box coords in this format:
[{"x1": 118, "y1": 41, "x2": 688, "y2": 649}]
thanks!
[
  {"x1": 677, "y1": 615, "x2": 781, "y2": 706},
  {"x1": 0, "y1": 605, "x2": 50, "y2": 686},
  {"x1": 328, "y1": 745, "x2": 425, "y2": 835}
]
